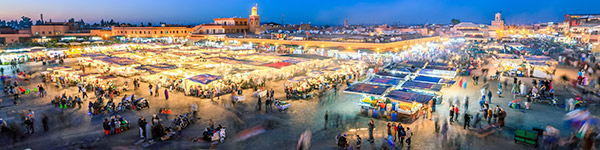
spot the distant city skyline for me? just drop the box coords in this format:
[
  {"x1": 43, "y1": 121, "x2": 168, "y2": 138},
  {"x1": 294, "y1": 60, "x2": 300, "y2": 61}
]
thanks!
[{"x1": 1, "y1": 0, "x2": 600, "y2": 26}]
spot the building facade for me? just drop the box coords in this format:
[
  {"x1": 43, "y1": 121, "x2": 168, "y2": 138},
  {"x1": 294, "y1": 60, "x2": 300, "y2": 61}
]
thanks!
[{"x1": 110, "y1": 26, "x2": 193, "y2": 38}]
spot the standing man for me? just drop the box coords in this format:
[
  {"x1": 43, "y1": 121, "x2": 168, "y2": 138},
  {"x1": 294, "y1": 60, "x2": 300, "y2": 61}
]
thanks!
[
  {"x1": 368, "y1": 119, "x2": 375, "y2": 143},
  {"x1": 324, "y1": 111, "x2": 328, "y2": 129}
]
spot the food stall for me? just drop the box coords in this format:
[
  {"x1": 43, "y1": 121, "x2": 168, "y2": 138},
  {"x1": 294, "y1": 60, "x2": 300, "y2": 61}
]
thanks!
[
  {"x1": 344, "y1": 83, "x2": 392, "y2": 119},
  {"x1": 384, "y1": 90, "x2": 434, "y2": 121}
]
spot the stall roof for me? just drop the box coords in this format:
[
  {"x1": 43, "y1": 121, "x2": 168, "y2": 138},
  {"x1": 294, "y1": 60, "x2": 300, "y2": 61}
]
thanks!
[
  {"x1": 100, "y1": 56, "x2": 138, "y2": 66},
  {"x1": 376, "y1": 72, "x2": 409, "y2": 79},
  {"x1": 385, "y1": 90, "x2": 434, "y2": 104},
  {"x1": 424, "y1": 65, "x2": 457, "y2": 71},
  {"x1": 344, "y1": 83, "x2": 391, "y2": 96},
  {"x1": 188, "y1": 74, "x2": 221, "y2": 84},
  {"x1": 134, "y1": 63, "x2": 178, "y2": 74},
  {"x1": 263, "y1": 62, "x2": 292, "y2": 69},
  {"x1": 413, "y1": 76, "x2": 456, "y2": 85},
  {"x1": 400, "y1": 81, "x2": 443, "y2": 92},
  {"x1": 368, "y1": 77, "x2": 402, "y2": 85}
]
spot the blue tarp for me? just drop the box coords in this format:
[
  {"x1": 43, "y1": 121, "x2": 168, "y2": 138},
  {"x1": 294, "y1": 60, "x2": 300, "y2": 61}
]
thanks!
[
  {"x1": 134, "y1": 63, "x2": 178, "y2": 74},
  {"x1": 523, "y1": 55, "x2": 553, "y2": 61},
  {"x1": 82, "y1": 53, "x2": 106, "y2": 57},
  {"x1": 368, "y1": 77, "x2": 402, "y2": 85},
  {"x1": 344, "y1": 83, "x2": 391, "y2": 96},
  {"x1": 400, "y1": 81, "x2": 443, "y2": 92},
  {"x1": 188, "y1": 74, "x2": 221, "y2": 84},
  {"x1": 424, "y1": 65, "x2": 457, "y2": 71},
  {"x1": 376, "y1": 72, "x2": 409, "y2": 79},
  {"x1": 402, "y1": 61, "x2": 428, "y2": 68},
  {"x1": 385, "y1": 90, "x2": 434, "y2": 104},
  {"x1": 413, "y1": 76, "x2": 442, "y2": 83},
  {"x1": 100, "y1": 56, "x2": 138, "y2": 66}
]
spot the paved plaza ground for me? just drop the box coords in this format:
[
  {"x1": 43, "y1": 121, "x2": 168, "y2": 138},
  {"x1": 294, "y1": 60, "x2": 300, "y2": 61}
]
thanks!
[{"x1": 0, "y1": 56, "x2": 597, "y2": 150}]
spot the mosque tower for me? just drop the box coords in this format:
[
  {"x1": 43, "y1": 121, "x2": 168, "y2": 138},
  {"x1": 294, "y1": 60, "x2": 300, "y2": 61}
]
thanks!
[{"x1": 248, "y1": 4, "x2": 260, "y2": 34}]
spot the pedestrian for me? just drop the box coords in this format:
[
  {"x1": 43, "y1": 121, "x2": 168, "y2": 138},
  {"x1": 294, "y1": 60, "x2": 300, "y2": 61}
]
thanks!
[
  {"x1": 155, "y1": 85, "x2": 160, "y2": 97},
  {"x1": 487, "y1": 90, "x2": 492, "y2": 104},
  {"x1": 24, "y1": 117, "x2": 34, "y2": 134},
  {"x1": 473, "y1": 111, "x2": 481, "y2": 128},
  {"x1": 138, "y1": 117, "x2": 146, "y2": 139},
  {"x1": 152, "y1": 114, "x2": 160, "y2": 126},
  {"x1": 324, "y1": 111, "x2": 328, "y2": 129},
  {"x1": 463, "y1": 113, "x2": 471, "y2": 129},
  {"x1": 454, "y1": 105, "x2": 459, "y2": 121},
  {"x1": 487, "y1": 108, "x2": 493, "y2": 124},
  {"x1": 449, "y1": 106, "x2": 454, "y2": 122},
  {"x1": 42, "y1": 114, "x2": 49, "y2": 132},
  {"x1": 149, "y1": 84, "x2": 153, "y2": 96},
  {"x1": 257, "y1": 96, "x2": 262, "y2": 111},
  {"x1": 525, "y1": 95, "x2": 531, "y2": 109},
  {"x1": 464, "y1": 96, "x2": 469, "y2": 113},
  {"x1": 355, "y1": 135, "x2": 361, "y2": 149},
  {"x1": 164, "y1": 89, "x2": 169, "y2": 100},
  {"x1": 368, "y1": 119, "x2": 375, "y2": 143},
  {"x1": 103, "y1": 119, "x2": 110, "y2": 135},
  {"x1": 397, "y1": 123, "x2": 403, "y2": 143},
  {"x1": 405, "y1": 127, "x2": 412, "y2": 147}
]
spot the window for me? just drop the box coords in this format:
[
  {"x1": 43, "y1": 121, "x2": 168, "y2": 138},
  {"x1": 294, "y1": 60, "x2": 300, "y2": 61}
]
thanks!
[
  {"x1": 42, "y1": 31, "x2": 45, "y2": 34},
  {"x1": 161, "y1": 31, "x2": 163, "y2": 34},
  {"x1": 35, "y1": 32, "x2": 39, "y2": 35}
]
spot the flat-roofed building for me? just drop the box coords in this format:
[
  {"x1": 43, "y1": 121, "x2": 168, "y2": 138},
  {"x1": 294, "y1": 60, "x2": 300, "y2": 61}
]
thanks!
[{"x1": 110, "y1": 26, "x2": 193, "y2": 38}]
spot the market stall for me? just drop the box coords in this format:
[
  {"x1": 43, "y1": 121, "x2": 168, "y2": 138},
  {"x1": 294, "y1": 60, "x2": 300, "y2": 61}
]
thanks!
[
  {"x1": 418, "y1": 65, "x2": 458, "y2": 78},
  {"x1": 399, "y1": 81, "x2": 443, "y2": 95},
  {"x1": 384, "y1": 90, "x2": 435, "y2": 121},
  {"x1": 412, "y1": 76, "x2": 456, "y2": 86}
]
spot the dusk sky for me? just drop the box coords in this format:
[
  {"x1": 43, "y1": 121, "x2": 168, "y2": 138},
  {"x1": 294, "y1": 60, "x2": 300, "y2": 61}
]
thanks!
[{"x1": 1, "y1": 0, "x2": 599, "y2": 25}]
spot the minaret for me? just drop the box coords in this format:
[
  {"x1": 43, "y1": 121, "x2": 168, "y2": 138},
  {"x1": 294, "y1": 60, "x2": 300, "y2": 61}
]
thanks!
[
  {"x1": 281, "y1": 14, "x2": 284, "y2": 27},
  {"x1": 344, "y1": 17, "x2": 348, "y2": 27},
  {"x1": 40, "y1": 14, "x2": 44, "y2": 24},
  {"x1": 248, "y1": 4, "x2": 260, "y2": 34}
]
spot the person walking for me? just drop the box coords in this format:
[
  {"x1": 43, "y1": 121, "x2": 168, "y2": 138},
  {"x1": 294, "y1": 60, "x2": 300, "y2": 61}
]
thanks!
[
  {"x1": 453, "y1": 105, "x2": 459, "y2": 122},
  {"x1": 368, "y1": 119, "x2": 375, "y2": 143},
  {"x1": 487, "y1": 90, "x2": 492, "y2": 104},
  {"x1": 463, "y1": 113, "x2": 471, "y2": 129},
  {"x1": 464, "y1": 96, "x2": 469, "y2": 113},
  {"x1": 42, "y1": 114, "x2": 49, "y2": 132},
  {"x1": 449, "y1": 106, "x2": 454, "y2": 122},
  {"x1": 257, "y1": 96, "x2": 262, "y2": 111},
  {"x1": 405, "y1": 127, "x2": 413, "y2": 147},
  {"x1": 138, "y1": 117, "x2": 146, "y2": 139},
  {"x1": 487, "y1": 108, "x2": 493, "y2": 124},
  {"x1": 155, "y1": 85, "x2": 160, "y2": 97},
  {"x1": 397, "y1": 123, "x2": 403, "y2": 143},
  {"x1": 164, "y1": 89, "x2": 169, "y2": 100},
  {"x1": 324, "y1": 111, "x2": 328, "y2": 129},
  {"x1": 24, "y1": 117, "x2": 34, "y2": 134}
]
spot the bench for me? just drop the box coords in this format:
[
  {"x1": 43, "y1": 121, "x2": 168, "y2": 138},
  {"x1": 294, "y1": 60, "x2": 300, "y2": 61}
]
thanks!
[{"x1": 514, "y1": 129, "x2": 538, "y2": 147}]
